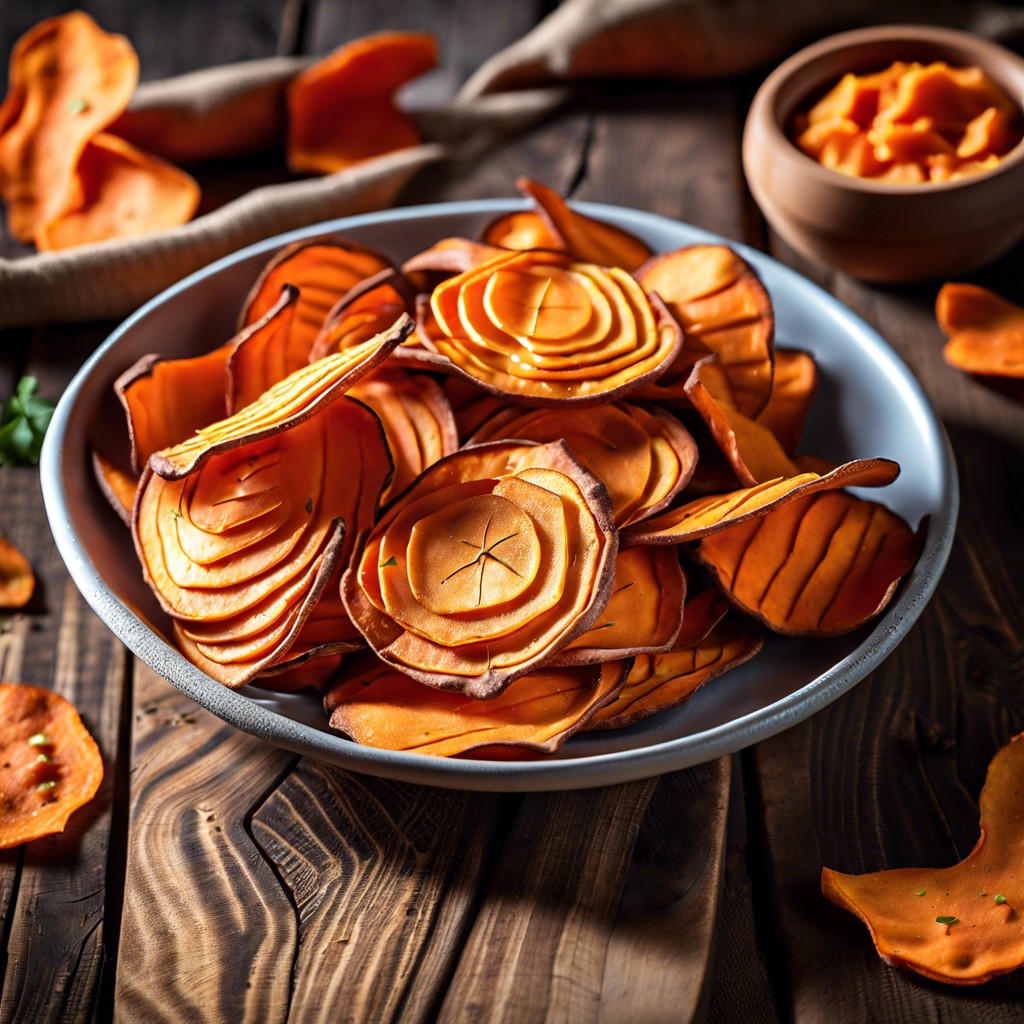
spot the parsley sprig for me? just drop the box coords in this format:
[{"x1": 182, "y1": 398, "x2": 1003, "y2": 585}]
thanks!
[{"x1": 0, "y1": 377, "x2": 54, "y2": 466}]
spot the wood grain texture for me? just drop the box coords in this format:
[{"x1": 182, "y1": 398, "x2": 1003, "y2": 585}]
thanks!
[
  {"x1": 114, "y1": 665, "x2": 297, "y2": 1024},
  {"x1": 250, "y1": 762, "x2": 506, "y2": 1024},
  {"x1": 598, "y1": 758, "x2": 731, "y2": 1024},
  {"x1": 438, "y1": 780, "x2": 657, "y2": 1024}
]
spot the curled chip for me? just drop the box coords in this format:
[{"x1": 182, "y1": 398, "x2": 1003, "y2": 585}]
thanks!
[
  {"x1": 936, "y1": 282, "x2": 1024, "y2": 379},
  {"x1": 287, "y1": 32, "x2": 437, "y2": 175},
  {"x1": 822, "y1": 732, "x2": 1024, "y2": 985},
  {"x1": 0, "y1": 536, "x2": 35, "y2": 609},
  {"x1": 421, "y1": 248, "x2": 682, "y2": 405},
  {"x1": 326, "y1": 657, "x2": 628, "y2": 757},
  {"x1": 342, "y1": 439, "x2": 617, "y2": 698},
  {"x1": 0, "y1": 682, "x2": 103, "y2": 848}
]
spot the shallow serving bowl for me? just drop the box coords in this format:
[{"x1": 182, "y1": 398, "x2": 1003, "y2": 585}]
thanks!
[
  {"x1": 41, "y1": 200, "x2": 958, "y2": 791},
  {"x1": 743, "y1": 24, "x2": 1024, "y2": 282}
]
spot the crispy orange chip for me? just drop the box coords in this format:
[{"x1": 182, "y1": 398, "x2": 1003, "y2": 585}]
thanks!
[
  {"x1": 0, "y1": 12, "x2": 138, "y2": 242},
  {"x1": 287, "y1": 32, "x2": 437, "y2": 175},
  {"x1": 0, "y1": 537, "x2": 34, "y2": 609},
  {"x1": 0, "y1": 682, "x2": 103, "y2": 847},
  {"x1": 693, "y1": 489, "x2": 924, "y2": 636},
  {"x1": 90, "y1": 448, "x2": 138, "y2": 526},
  {"x1": 636, "y1": 245, "x2": 775, "y2": 416},
  {"x1": 326, "y1": 657, "x2": 627, "y2": 757},
  {"x1": 342, "y1": 439, "x2": 618, "y2": 698},
  {"x1": 936, "y1": 282, "x2": 1024, "y2": 379},
  {"x1": 756, "y1": 348, "x2": 818, "y2": 454},
  {"x1": 34, "y1": 131, "x2": 199, "y2": 250},
  {"x1": 424, "y1": 248, "x2": 682, "y2": 405},
  {"x1": 822, "y1": 732, "x2": 1024, "y2": 985}
]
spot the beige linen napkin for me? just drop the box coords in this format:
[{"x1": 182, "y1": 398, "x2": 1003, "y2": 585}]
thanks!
[{"x1": 2, "y1": 0, "x2": 1022, "y2": 329}]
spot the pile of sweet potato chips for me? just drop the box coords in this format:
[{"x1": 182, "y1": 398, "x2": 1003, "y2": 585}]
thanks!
[
  {"x1": 0, "y1": 12, "x2": 435, "y2": 249},
  {"x1": 94, "y1": 176, "x2": 924, "y2": 758}
]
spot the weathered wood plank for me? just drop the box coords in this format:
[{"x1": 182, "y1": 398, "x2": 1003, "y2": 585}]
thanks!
[
  {"x1": 598, "y1": 758, "x2": 731, "y2": 1024},
  {"x1": 114, "y1": 666, "x2": 297, "y2": 1024},
  {"x1": 438, "y1": 780, "x2": 656, "y2": 1023},
  {"x1": 249, "y1": 762, "x2": 506, "y2": 1023}
]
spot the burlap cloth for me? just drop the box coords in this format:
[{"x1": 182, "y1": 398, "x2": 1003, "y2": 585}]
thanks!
[{"x1": 2, "y1": 0, "x2": 1022, "y2": 329}]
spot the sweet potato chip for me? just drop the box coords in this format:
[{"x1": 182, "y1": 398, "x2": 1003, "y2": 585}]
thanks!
[
  {"x1": 555, "y1": 545, "x2": 684, "y2": 664},
  {"x1": 34, "y1": 131, "x2": 199, "y2": 250},
  {"x1": 348, "y1": 369, "x2": 458, "y2": 503},
  {"x1": 0, "y1": 682, "x2": 103, "y2": 847},
  {"x1": 693, "y1": 488, "x2": 923, "y2": 636},
  {"x1": 481, "y1": 211, "x2": 563, "y2": 253},
  {"x1": 90, "y1": 447, "x2": 138, "y2": 526},
  {"x1": 402, "y1": 237, "x2": 506, "y2": 278},
  {"x1": 149, "y1": 314, "x2": 412, "y2": 479},
  {"x1": 589, "y1": 609, "x2": 762, "y2": 730},
  {"x1": 822, "y1": 732, "x2": 1024, "y2": 985},
  {"x1": 0, "y1": 11, "x2": 138, "y2": 242},
  {"x1": 936, "y1": 282, "x2": 1024, "y2": 379},
  {"x1": 623, "y1": 458, "x2": 900, "y2": 547},
  {"x1": 424, "y1": 248, "x2": 682, "y2": 405},
  {"x1": 287, "y1": 32, "x2": 437, "y2": 175},
  {"x1": 514, "y1": 178, "x2": 653, "y2": 271},
  {"x1": 342, "y1": 439, "x2": 617, "y2": 697},
  {"x1": 684, "y1": 357, "x2": 798, "y2": 486},
  {"x1": 326, "y1": 656, "x2": 627, "y2": 757},
  {"x1": 0, "y1": 536, "x2": 34, "y2": 609},
  {"x1": 468, "y1": 401, "x2": 697, "y2": 527},
  {"x1": 238, "y1": 239, "x2": 391, "y2": 375},
  {"x1": 636, "y1": 245, "x2": 775, "y2": 417},
  {"x1": 755, "y1": 348, "x2": 818, "y2": 454},
  {"x1": 227, "y1": 284, "x2": 302, "y2": 412}
]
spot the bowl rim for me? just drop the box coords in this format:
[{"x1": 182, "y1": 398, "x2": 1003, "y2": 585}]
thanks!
[
  {"x1": 748, "y1": 22, "x2": 1024, "y2": 197},
  {"x1": 41, "y1": 198, "x2": 960, "y2": 792}
]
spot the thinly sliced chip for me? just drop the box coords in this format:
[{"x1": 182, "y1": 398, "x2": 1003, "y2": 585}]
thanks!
[
  {"x1": 34, "y1": 131, "x2": 199, "y2": 250},
  {"x1": 90, "y1": 447, "x2": 138, "y2": 526},
  {"x1": 468, "y1": 402, "x2": 697, "y2": 527},
  {"x1": 936, "y1": 282, "x2": 1024, "y2": 378},
  {"x1": 481, "y1": 210, "x2": 563, "y2": 252},
  {"x1": 756, "y1": 348, "x2": 818, "y2": 454},
  {"x1": 623, "y1": 458, "x2": 900, "y2": 546},
  {"x1": 402, "y1": 237, "x2": 506, "y2": 278},
  {"x1": 0, "y1": 682, "x2": 103, "y2": 847},
  {"x1": 238, "y1": 238, "x2": 391, "y2": 373},
  {"x1": 342, "y1": 439, "x2": 617, "y2": 697},
  {"x1": 822, "y1": 732, "x2": 1024, "y2": 985},
  {"x1": 0, "y1": 537, "x2": 34, "y2": 608},
  {"x1": 149, "y1": 314, "x2": 412, "y2": 479},
  {"x1": 426, "y1": 249, "x2": 681, "y2": 405},
  {"x1": 0, "y1": 11, "x2": 138, "y2": 242},
  {"x1": 326, "y1": 656, "x2": 627, "y2": 757},
  {"x1": 684, "y1": 356, "x2": 798, "y2": 486},
  {"x1": 348, "y1": 368, "x2": 459, "y2": 503},
  {"x1": 287, "y1": 32, "x2": 437, "y2": 174},
  {"x1": 515, "y1": 178, "x2": 653, "y2": 271},
  {"x1": 693, "y1": 489, "x2": 924, "y2": 636},
  {"x1": 227, "y1": 284, "x2": 301, "y2": 412},
  {"x1": 589, "y1": 610, "x2": 763, "y2": 729},
  {"x1": 555, "y1": 545, "x2": 684, "y2": 664},
  {"x1": 636, "y1": 245, "x2": 775, "y2": 416}
]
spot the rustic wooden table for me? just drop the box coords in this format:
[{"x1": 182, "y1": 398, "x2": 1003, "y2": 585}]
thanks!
[{"x1": 1, "y1": 2, "x2": 1023, "y2": 1022}]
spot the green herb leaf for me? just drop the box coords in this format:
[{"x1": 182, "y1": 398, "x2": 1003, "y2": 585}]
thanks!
[
  {"x1": 914, "y1": 890, "x2": 925, "y2": 897},
  {"x1": 27, "y1": 732, "x2": 48, "y2": 746},
  {"x1": 66, "y1": 96, "x2": 90, "y2": 115},
  {"x1": 935, "y1": 915, "x2": 958, "y2": 926},
  {"x1": 979, "y1": 891, "x2": 987, "y2": 897},
  {"x1": 379, "y1": 556, "x2": 397, "y2": 568},
  {"x1": 36, "y1": 780, "x2": 56, "y2": 792},
  {"x1": 0, "y1": 378, "x2": 55, "y2": 466},
  {"x1": 995, "y1": 894, "x2": 1007, "y2": 905}
]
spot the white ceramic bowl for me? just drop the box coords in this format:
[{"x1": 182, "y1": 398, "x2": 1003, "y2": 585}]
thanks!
[{"x1": 41, "y1": 200, "x2": 958, "y2": 791}]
